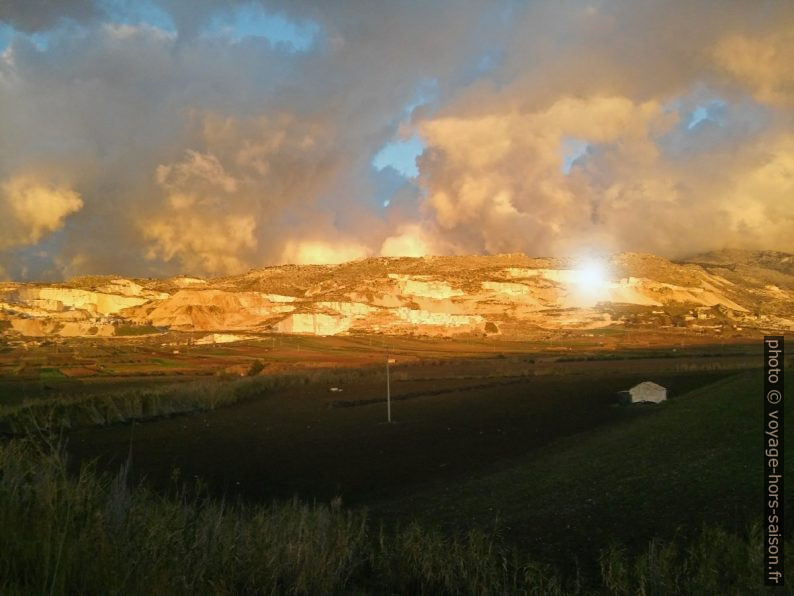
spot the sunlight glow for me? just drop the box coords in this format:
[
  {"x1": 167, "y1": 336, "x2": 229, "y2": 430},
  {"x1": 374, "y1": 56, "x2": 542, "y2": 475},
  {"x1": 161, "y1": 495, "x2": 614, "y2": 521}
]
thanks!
[{"x1": 573, "y1": 259, "x2": 608, "y2": 294}]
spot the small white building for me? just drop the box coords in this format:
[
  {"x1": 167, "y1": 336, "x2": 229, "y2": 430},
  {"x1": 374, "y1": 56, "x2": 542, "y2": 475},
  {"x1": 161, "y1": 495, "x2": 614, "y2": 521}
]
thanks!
[{"x1": 618, "y1": 381, "x2": 667, "y2": 404}]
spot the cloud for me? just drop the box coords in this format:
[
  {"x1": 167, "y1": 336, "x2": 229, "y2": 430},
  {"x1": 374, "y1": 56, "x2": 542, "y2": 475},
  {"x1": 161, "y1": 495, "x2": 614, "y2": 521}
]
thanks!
[
  {"x1": 417, "y1": 88, "x2": 794, "y2": 258},
  {"x1": 713, "y1": 31, "x2": 794, "y2": 106},
  {"x1": 0, "y1": 0, "x2": 99, "y2": 33},
  {"x1": 280, "y1": 239, "x2": 371, "y2": 265},
  {"x1": 144, "y1": 148, "x2": 257, "y2": 274},
  {"x1": 380, "y1": 224, "x2": 434, "y2": 257},
  {"x1": 417, "y1": 95, "x2": 672, "y2": 253},
  {"x1": 406, "y1": 2, "x2": 794, "y2": 259},
  {"x1": 1, "y1": 1, "x2": 794, "y2": 280},
  {"x1": 156, "y1": 150, "x2": 238, "y2": 194},
  {"x1": 137, "y1": 110, "x2": 351, "y2": 274},
  {"x1": 0, "y1": 176, "x2": 83, "y2": 249},
  {"x1": 144, "y1": 212, "x2": 257, "y2": 274}
]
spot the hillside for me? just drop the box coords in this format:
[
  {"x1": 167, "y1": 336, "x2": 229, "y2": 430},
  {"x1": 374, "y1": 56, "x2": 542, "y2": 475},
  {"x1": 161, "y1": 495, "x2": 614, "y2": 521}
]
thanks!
[{"x1": 1, "y1": 250, "x2": 793, "y2": 340}]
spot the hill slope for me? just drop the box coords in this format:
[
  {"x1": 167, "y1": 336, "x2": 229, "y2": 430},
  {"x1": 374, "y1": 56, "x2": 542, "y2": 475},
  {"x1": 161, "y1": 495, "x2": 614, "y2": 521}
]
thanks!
[{"x1": 1, "y1": 250, "x2": 793, "y2": 339}]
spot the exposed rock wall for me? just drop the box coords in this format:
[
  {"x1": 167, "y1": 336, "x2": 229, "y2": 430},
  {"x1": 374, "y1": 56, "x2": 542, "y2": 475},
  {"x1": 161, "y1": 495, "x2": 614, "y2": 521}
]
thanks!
[{"x1": 16, "y1": 287, "x2": 148, "y2": 315}]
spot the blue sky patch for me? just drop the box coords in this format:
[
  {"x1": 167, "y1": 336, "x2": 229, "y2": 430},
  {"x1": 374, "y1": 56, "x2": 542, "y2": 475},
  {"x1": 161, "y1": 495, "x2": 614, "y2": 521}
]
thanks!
[
  {"x1": 687, "y1": 99, "x2": 726, "y2": 130},
  {"x1": 100, "y1": 0, "x2": 176, "y2": 33},
  {"x1": 203, "y1": 3, "x2": 318, "y2": 51},
  {"x1": 403, "y1": 78, "x2": 440, "y2": 118},
  {"x1": 0, "y1": 23, "x2": 53, "y2": 51},
  {"x1": 372, "y1": 136, "x2": 425, "y2": 179},
  {"x1": 658, "y1": 93, "x2": 768, "y2": 158},
  {"x1": 560, "y1": 138, "x2": 590, "y2": 174},
  {"x1": 0, "y1": 23, "x2": 12, "y2": 52}
]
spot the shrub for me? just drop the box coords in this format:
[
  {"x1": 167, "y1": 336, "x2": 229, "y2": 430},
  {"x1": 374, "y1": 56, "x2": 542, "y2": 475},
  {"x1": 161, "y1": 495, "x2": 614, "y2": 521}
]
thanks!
[{"x1": 247, "y1": 360, "x2": 266, "y2": 376}]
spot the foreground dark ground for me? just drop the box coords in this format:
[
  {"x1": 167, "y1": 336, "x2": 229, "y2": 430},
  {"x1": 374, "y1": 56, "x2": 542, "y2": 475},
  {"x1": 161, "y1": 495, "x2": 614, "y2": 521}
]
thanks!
[
  {"x1": 56, "y1": 339, "x2": 783, "y2": 572},
  {"x1": 2, "y1": 335, "x2": 790, "y2": 585},
  {"x1": 4, "y1": 433, "x2": 788, "y2": 595}
]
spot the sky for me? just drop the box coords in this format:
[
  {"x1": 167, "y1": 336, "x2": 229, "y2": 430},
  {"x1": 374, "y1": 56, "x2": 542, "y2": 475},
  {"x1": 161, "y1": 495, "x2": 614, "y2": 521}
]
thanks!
[{"x1": 1, "y1": 0, "x2": 793, "y2": 280}]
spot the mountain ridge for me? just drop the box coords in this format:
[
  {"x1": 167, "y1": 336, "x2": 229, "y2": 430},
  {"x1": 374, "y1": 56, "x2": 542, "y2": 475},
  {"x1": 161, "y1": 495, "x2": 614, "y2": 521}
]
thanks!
[{"x1": 1, "y1": 250, "x2": 792, "y2": 340}]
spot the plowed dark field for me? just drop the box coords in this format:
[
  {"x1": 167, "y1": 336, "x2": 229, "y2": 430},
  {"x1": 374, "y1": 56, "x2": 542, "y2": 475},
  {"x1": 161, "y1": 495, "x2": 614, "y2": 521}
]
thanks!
[{"x1": 67, "y1": 364, "x2": 733, "y2": 507}]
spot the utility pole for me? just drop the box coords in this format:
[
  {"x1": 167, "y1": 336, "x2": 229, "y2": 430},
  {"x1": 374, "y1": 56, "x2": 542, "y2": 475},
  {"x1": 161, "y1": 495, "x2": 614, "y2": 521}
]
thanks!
[{"x1": 386, "y1": 355, "x2": 396, "y2": 423}]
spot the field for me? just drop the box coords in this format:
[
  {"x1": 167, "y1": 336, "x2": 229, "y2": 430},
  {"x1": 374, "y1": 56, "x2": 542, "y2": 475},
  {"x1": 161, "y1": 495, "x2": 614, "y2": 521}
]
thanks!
[
  {"x1": 66, "y1": 368, "x2": 737, "y2": 507},
  {"x1": 1, "y1": 333, "x2": 790, "y2": 592}
]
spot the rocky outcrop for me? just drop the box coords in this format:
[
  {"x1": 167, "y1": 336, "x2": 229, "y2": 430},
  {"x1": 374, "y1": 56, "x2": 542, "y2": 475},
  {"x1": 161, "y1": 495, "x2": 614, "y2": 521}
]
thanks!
[
  {"x1": 275, "y1": 312, "x2": 352, "y2": 335},
  {"x1": 123, "y1": 289, "x2": 295, "y2": 330},
  {"x1": 15, "y1": 287, "x2": 149, "y2": 315},
  {"x1": 388, "y1": 274, "x2": 464, "y2": 300}
]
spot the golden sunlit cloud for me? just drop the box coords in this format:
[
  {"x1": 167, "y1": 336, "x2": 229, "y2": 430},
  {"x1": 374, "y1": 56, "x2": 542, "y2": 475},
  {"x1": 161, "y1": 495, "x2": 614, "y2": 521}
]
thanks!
[
  {"x1": 156, "y1": 150, "x2": 238, "y2": 194},
  {"x1": 143, "y1": 213, "x2": 257, "y2": 274},
  {"x1": 280, "y1": 240, "x2": 371, "y2": 265},
  {"x1": 713, "y1": 31, "x2": 794, "y2": 106},
  {"x1": 0, "y1": 176, "x2": 83, "y2": 250},
  {"x1": 380, "y1": 225, "x2": 434, "y2": 258}
]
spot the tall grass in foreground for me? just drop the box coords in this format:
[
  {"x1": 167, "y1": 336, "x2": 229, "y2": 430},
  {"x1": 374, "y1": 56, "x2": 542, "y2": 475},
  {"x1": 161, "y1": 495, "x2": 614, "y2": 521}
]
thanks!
[{"x1": 0, "y1": 437, "x2": 789, "y2": 595}]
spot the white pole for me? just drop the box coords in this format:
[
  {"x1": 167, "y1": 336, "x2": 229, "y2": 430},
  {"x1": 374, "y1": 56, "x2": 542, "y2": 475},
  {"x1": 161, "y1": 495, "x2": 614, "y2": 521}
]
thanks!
[{"x1": 386, "y1": 355, "x2": 391, "y2": 423}]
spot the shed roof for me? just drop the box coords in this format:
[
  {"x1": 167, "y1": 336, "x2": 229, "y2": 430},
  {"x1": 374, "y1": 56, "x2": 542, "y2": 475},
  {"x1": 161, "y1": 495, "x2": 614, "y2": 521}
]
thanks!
[{"x1": 630, "y1": 381, "x2": 666, "y2": 392}]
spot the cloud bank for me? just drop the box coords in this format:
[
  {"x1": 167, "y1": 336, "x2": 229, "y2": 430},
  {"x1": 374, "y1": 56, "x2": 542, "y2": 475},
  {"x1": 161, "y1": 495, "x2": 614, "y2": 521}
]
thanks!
[{"x1": 1, "y1": 0, "x2": 793, "y2": 279}]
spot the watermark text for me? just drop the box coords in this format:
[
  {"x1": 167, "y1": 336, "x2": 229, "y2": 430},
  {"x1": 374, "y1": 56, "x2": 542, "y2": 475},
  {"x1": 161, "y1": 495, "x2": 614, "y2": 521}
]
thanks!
[{"x1": 765, "y1": 336, "x2": 784, "y2": 586}]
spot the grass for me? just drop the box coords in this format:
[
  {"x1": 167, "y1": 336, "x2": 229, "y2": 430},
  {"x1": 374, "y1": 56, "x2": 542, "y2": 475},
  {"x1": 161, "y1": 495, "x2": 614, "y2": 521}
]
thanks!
[
  {"x1": 38, "y1": 368, "x2": 67, "y2": 381},
  {"x1": 0, "y1": 436, "x2": 554, "y2": 594},
  {"x1": 0, "y1": 376, "x2": 298, "y2": 435},
  {"x1": 0, "y1": 435, "x2": 790, "y2": 594},
  {"x1": 1, "y1": 355, "x2": 789, "y2": 592},
  {"x1": 150, "y1": 358, "x2": 183, "y2": 367},
  {"x1": 373, "y1": 370, "x2": 794, "y2": 572},
  {"x1": 0, "y1": 366, "x2": 405, "y2": 435}
]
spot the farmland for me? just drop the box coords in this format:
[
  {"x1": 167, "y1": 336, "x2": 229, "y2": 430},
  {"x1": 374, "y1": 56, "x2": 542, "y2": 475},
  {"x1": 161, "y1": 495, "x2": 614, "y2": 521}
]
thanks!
[
  {"x1": 0, "y1": 328, "x2": 762, "y2": 405},
  {"x1": 0, "y1": 332, "x2": 789, "y2": 592},
  {"x1": 65, "y1": 366, "x2": 739, "y2": 507}
]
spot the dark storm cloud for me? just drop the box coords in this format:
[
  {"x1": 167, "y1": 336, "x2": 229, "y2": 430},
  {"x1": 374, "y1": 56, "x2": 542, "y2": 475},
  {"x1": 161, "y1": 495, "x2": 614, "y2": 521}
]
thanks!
[{"x1": 0, "y1": 0, "x2": 100, "y2": 32}]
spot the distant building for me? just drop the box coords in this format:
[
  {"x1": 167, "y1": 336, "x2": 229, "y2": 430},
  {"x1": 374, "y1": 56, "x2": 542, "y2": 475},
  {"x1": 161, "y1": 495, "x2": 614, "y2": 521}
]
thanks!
[{"x1": 618, "y1": 381, "x2": 667, "y2": 404}]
